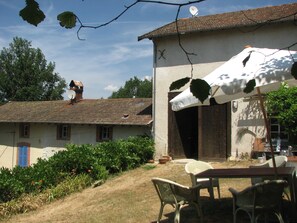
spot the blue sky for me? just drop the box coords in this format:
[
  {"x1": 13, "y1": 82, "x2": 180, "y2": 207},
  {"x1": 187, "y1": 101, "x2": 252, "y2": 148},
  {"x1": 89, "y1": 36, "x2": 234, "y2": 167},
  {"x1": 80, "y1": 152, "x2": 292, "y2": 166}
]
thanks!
[{"x1": 0, "y1": 0, "x2": 295, "y2": 99}]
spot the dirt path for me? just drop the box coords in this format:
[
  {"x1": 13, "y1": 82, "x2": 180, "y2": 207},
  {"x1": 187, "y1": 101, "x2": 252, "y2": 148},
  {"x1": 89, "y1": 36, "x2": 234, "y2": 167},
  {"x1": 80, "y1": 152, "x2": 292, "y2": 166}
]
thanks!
[{"x1": 2, "y1": 160, "x2": 260, "y2": 223}]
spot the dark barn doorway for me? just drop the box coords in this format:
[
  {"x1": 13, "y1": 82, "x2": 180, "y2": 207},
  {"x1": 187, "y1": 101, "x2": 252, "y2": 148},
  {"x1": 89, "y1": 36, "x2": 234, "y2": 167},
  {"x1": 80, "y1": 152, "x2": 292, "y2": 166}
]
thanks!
[{"x1": 168, "y1": 92, "x2": 230, "y2": 160}]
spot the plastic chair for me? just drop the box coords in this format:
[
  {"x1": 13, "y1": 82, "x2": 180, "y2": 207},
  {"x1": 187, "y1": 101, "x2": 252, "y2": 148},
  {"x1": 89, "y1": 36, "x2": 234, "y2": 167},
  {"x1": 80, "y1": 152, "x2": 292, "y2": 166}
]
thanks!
[
  {"x1": 185, "y1": 160, "x2": 220, "y2": 200},
  {"x1": 252, "y1": 155, "x2": 288, "y2": 168},
  {"x1": 151, "y1": 177, "x2": 203, "y2": 223},
  {"x1": 229, "y1": 180, "x2": 287, "y2": 223},
  {"x1": 250, "y1": 156, "x2": 288, "y2": 185}
]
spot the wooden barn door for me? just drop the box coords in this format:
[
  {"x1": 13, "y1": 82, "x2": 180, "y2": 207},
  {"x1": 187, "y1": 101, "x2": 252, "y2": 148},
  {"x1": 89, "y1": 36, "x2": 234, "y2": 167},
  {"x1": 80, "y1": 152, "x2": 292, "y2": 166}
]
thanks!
[
  {"x1": 168, "y1": 92, "x2": 230, "y2": 160},
  {"x1": 198, "y1": 103, "x2": 230, "y2": 161}
]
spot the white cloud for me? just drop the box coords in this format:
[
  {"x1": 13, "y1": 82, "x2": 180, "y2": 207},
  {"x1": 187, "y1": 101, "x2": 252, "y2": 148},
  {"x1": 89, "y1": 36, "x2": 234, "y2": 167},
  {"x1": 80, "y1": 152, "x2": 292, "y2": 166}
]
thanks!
[
  {"x1": 142, "y1": 75, "x2": 152, "y2": 81},
  {"x1": 104, "y1": 84, "x2": 118, "y2": 92}
]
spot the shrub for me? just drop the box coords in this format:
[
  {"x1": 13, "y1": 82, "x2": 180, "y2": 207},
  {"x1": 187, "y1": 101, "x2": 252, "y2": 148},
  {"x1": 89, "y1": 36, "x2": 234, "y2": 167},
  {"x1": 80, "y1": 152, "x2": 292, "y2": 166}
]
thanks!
[
  {"x1": 0, "y1": 174, "x2": 94, "y2": 220},
  {"x1": 48, "y1": 174, "x2": 93, "y2": 200},
  {"x1": 0, "y1": 168, "x2": 24, "y2": 203},
  {"x1": 92, "y1": 136, "x2": 154, "y2": 174},
  {"x1": 126, "y1": 136, "x2": 155, "y2": 163},
  {"x1": 0, "y1": 136, "x2": 154, "y2": 203}
]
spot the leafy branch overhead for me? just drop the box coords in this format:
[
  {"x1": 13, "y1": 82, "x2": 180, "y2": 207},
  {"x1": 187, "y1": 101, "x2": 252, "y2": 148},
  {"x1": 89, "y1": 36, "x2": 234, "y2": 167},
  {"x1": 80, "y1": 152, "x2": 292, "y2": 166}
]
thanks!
[
  {"x1": 19, "y1": 0, "x2": 208, "y2": 38},
  {"x1": 19, "y1": 0, "x2": 297, "y2": 100}
]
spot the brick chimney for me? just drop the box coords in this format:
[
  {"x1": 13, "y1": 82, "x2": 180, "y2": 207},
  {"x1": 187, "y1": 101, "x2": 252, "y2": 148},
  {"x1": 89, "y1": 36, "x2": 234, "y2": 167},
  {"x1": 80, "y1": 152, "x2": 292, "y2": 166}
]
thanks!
[{"x1": 69, "y1": 80, "x2": 83, "y2": 101}]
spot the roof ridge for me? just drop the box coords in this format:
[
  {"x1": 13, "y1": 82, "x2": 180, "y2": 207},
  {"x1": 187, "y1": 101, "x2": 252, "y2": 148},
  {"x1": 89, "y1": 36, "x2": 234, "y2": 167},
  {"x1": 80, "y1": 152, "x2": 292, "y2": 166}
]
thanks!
[{"x1": 138, "y1": 2, "x2": 297, "y2": 41}]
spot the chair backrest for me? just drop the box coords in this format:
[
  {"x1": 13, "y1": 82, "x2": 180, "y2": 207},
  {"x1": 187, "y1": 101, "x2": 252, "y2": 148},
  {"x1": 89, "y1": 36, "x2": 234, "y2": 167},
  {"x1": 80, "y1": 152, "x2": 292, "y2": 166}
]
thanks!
[
  {"x1": 185, "y1": 161, "x2": 213, "y2": 175},
  {"x1": 236, "y1": 180, "x2": 287, "y2": 208},
  {"x1": 152, "y1": 177, "x2": 198, "y2": 203},
  {"x1": 267, "y1": 155, "x2": 288, "y2": 167},
  {"x1": 152, "y1": 177, "x2": 177, "y2": 204},
  {"x1": 254, "y1": 180, "x2": 287, "y2": 208}
]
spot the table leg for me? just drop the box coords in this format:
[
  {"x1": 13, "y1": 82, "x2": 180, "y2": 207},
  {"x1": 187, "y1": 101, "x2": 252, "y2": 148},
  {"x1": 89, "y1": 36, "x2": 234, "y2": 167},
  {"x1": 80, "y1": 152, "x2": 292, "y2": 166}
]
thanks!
[{"x1": 209, "y1": 178, "x2": 215, "y2": 201}]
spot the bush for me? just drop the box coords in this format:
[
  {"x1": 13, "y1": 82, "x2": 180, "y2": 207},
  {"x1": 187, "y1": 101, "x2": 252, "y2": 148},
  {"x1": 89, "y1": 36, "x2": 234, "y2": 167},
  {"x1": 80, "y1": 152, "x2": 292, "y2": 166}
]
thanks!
[
  {"x1": 0, "y1": 168, "x2": 24, "y2": 203},
  {"x1": 126, "y1": 136, "x2": 155, "y2": 163},
  {"x1": 48, "y1": 174, "x2": 93, "y2": 200},
  {"x1": 0, "y1": 136, "x2": 154, "y2": 203},
  {"x1": 0, "y1": 174, "x2": 94, "y2": 220},
  {"x1": 92, "y1": 136, "x2": 154, "y2": 174}
]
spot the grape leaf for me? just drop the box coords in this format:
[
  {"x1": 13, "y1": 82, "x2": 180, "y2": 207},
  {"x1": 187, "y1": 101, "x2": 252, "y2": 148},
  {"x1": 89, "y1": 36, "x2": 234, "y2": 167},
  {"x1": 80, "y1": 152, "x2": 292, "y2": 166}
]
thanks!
[
  {"x1": 243, "y1": 79, "x2": 256, "y2": 93},
  {"x1": 19, "y1": 0, "x2": 45, "y2": 26},
  {"x1": 169, "y1": 77, "x2": 190, "y2": 91},
  {"x1": 57, "y1": 11, "x2": 77, "y2": 29},
  {"x1": 190, "y1": 79, "x2": 211, "y2": 103},
  {"x1": 242, "y1": 52, "x2": 251, "y2": 67}
]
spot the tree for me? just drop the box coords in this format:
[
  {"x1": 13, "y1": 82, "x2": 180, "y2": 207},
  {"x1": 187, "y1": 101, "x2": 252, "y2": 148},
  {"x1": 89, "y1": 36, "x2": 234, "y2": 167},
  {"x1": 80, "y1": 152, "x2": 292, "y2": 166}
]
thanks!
[
  {"x1": 0, "y1": 37, "x2": 66, "y2": 102},
  {"x1": 266, "y1": 83, "x2": 297, "y2": 145},
  {"x1": 109, "y1": 76, "x2": 152, "y2": 98}
]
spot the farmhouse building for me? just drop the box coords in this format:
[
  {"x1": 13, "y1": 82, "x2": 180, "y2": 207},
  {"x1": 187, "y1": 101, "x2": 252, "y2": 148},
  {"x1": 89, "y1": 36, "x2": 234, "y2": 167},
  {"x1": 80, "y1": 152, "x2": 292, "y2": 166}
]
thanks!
[
  {"x1": 138, "y1": 3, "x2": 297, "y2": 160},
  {"x1": 0, "y1": 81, "x2": 152, "y2": 168}
]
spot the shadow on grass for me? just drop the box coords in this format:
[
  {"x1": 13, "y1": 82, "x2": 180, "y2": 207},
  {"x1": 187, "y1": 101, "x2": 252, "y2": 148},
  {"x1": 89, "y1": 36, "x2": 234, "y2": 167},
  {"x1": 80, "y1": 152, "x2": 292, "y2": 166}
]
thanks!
[{"x1": 151, "y1": 197, "x2": 293, "y2": 223}]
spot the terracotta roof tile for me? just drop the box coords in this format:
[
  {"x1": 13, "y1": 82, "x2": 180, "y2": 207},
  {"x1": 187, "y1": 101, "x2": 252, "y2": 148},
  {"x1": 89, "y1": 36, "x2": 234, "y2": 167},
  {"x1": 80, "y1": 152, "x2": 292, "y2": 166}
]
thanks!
[
  {"x1": 138, "y1": 3, "x2": 297, "y2": 40},
  {"x1": 0, "y1": 98, "x2": 152, "y2": 126}
]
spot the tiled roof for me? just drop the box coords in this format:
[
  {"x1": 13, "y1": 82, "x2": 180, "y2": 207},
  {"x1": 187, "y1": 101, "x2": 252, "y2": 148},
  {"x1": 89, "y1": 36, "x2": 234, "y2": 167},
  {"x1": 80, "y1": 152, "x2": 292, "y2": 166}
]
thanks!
[
  {"x1": 0, "y1": 98, "x2": 152, "y2": 126},
  {"x1": 138, "y1": 3, "x2": 297, "y2": 40}
]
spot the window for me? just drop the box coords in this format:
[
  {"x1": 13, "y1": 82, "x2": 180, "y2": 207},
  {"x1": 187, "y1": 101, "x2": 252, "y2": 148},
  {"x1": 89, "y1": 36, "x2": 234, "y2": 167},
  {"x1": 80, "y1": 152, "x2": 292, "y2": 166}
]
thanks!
[
  {"x1": 96, "y1": 125, "x2": 113, "y2": 142},
  {"x1": 57, "y1": 124, "x2": 71, "y2": 140},
  {"x1": 269, "y1": 117, "x2": 288, "y2": 150},
  {"x1": 20, "y1": 123, "x2": 30, "y2": 138}
]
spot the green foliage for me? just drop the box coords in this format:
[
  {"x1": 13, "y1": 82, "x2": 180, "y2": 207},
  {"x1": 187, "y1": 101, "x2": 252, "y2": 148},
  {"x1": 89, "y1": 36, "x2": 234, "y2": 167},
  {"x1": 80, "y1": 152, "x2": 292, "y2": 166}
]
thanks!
[
  {"x1": 243, "y1": 79, "x2": 256, "y2": 93},
  {"x1": 0, "y1": 175, "x2": 93, "y2": 219},
  {"x1": 0, "y1": 136, "x2": 154, "y2": 203},
  {"x1": 266, "y1": 84, "x2": 297, "y2": 144},
  {"x1": 19, "y1": 0, "x2": 45, "y2": 26},
  {"x1": 49, "y1": 144, "x2": 109, "y2": 180},
  {"x1": 190, "y1": 79, "x2": 211, "y2": 103},
  {"x1": 109, "y1": 76, "x2": 152, "y2": 98},
  {"x1": 48, "y1": 174, "x2": 93, "y2": 200},
  {"x1": 57, "y1": 11, "x2": 77, "y2": 29},
  {"x1": 19, "y1": 0, "x2": 77, "y2": 29},
  {"x1": 0, "y1": 168, "x2": 24, "y2": 203},
  {"x1": 92, "y1": 136, "x2": 154, "y2": 174},
  {"x1": 0, "y1": 37, "x2": 66, "y2": 102},
  {"x1": 142, "y1": 164, "x2": 156, "y2": 170},
  {"x1": 169, "y1": 77, "x2": 190, "y2": 91},
  {"x1": 169, "y1": 78, "x2": 211, "y2": 103}
]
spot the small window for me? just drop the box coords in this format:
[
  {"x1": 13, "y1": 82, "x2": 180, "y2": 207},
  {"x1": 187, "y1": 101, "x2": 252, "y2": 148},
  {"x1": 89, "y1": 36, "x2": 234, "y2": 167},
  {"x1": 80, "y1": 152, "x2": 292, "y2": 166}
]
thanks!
[
  {"x1": 96, "y1": 125, "x2": 113, "y2": 142},
  {"x1": 57, "y1": 124, "x2": 71, "y2": 140},
  {"x1": 20, "y1": 123, "x2": 30, "y2": 138},
  {"x1": 269, "y1": 117, "x2": 288, "y2": 150}
]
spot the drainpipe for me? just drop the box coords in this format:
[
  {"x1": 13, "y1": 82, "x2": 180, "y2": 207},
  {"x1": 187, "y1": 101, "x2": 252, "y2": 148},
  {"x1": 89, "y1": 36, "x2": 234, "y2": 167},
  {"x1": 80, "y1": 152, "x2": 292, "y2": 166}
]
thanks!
[
  {"x1": 152, "y1": 41, "x2": 157, "y2": 150},
  {"x1": 12, "y1": 131, "x2": 15, "y2": 169},
  {"x1": 7, "y1": 130, "x2": 16, "y2": 169}
]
